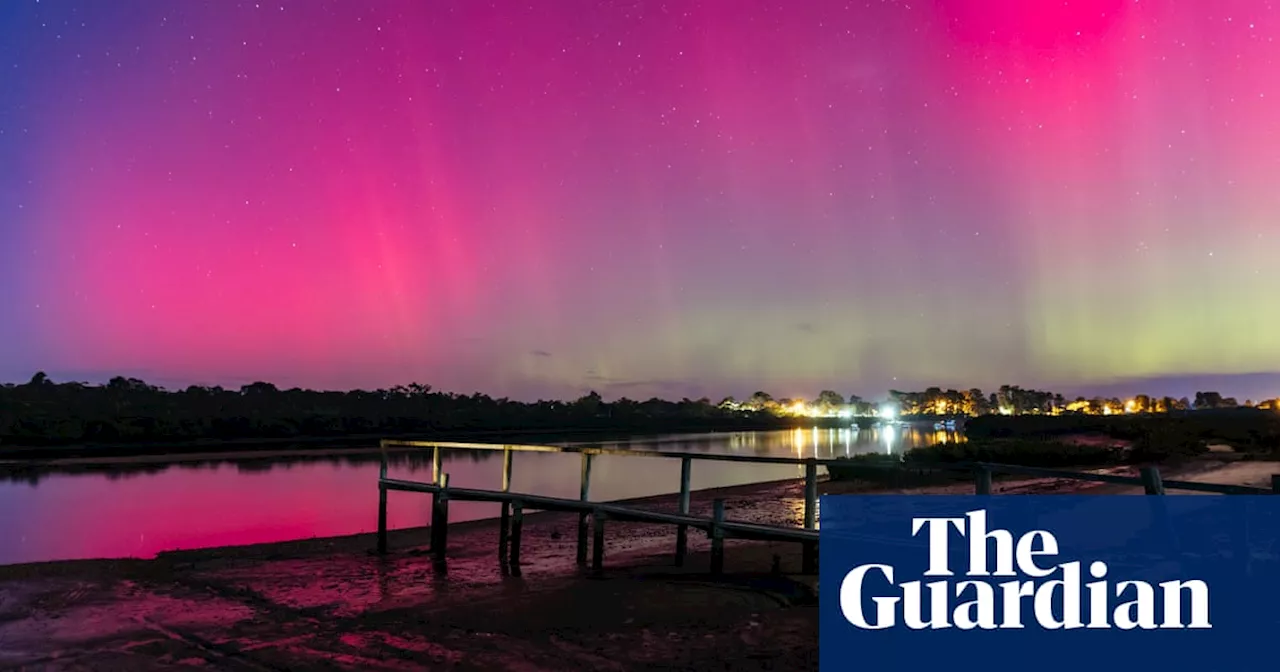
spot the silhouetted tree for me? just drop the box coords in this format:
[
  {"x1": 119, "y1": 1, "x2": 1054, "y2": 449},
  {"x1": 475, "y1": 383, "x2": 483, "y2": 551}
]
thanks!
[
  {"x1": 813, "y1": 390, "x2": 845, "y2": 415},
  {"x1": 2, "y1": 374, "x2": 1271, "y2": 450}
]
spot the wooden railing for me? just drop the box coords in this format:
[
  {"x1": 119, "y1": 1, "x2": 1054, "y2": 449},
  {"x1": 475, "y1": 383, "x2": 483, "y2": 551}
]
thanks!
[{"x1": 376, "y1": 440, "x2": 1280, "y2": 575}]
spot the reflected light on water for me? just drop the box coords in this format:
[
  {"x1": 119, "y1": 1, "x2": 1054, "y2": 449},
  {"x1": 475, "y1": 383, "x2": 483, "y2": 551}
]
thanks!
[
  {"x1": 881, "y1": 424, "x2": 897, "y2": 453},
  {"x1": 789, "y1": 425, "x2": 940, "y2": 459},
  {"x1": 783, "y1": 423, "x2": 967, "y2": 460}
]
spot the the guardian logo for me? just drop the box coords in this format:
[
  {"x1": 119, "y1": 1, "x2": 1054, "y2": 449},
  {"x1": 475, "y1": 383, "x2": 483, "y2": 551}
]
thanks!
[{"x1": 840, "y1": 509, "x2": 1211, "y2": 631}]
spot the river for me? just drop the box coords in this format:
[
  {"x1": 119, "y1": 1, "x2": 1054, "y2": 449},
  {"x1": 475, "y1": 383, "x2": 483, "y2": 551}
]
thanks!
[{"x1": 0, "y1": 425, "x2": 959, "y2": 566}]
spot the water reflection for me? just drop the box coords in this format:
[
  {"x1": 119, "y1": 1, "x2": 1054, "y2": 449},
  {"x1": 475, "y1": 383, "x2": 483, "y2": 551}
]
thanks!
[
  {"x1": 0, "y1": 450, "x2": 450, "y2": 487},
  {"x1": 561, "y1": 427, "x2": 904, "y2": 459},
  {"x1": 0, "y1": 427, "x2": 959, "y2": 566}
]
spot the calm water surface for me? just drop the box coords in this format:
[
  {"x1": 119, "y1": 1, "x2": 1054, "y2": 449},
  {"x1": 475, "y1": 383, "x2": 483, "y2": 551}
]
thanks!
[{"x1": 0, "y1": 426, "x2": 956, "y2": 566}]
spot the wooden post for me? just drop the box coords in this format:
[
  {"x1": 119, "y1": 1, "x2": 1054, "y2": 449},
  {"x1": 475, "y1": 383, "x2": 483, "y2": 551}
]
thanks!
[
  {"x1": 427, "y1": 446, "x2": 443, "y2": 554},
  {"x1": 432, "y1": 473, "x2": 450, "y2": 561},
  {"x1": 509, "y1": 500, "x2": 523, "y2": 577},
  {"x1": 377, "y1": 456, "x2": 389, "y2": 555},
  {"x1": 501, "y1": 448, "x2": 514, "y2": 491},
  {"x1": 675, "y1": 456, "x2": 692, "y2": 566},
  {"x1": 975, "y1": 465, "x2": 993, "y2": 495},
  {"x1": 801, "y1": 543, "x2": 817, "y2": 574},
  {"x1": 592, "y1": 509, "x2": 606, "y2": 572},
  {"x1": 710, "y1": 498, "x2": 725, "y2": 574},
  {"x1": 577, "y1": 453, "x2": 594, "y2": 565},
  {"x1": 1272, "y1": 475, "x2": 1280, "y2": 494},
  {"x1": 802, "y1": 461, "x2": 818, "y2": 574},
  {"x1": 1141, "y1": 467, "x2": 1178, "y2": 554},
  {"x1": 803, "y1": 461, "x2": 818, "y2": 529},
  {"x1": 1140, "y1": 466, "x2": 1165, "y2": 495},
  {"x1": 499, "y1": 449, "x2": 513, "y2": 564},
  {"x1": 498, "y1": 511, "x2": 509, "y2": 568},
  {"x1": 377, "y1": 483, "x2": 388, "y2": 555}
]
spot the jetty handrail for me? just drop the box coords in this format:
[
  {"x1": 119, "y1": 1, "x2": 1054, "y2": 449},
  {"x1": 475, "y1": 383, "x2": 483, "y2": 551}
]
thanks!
[
  {"x1": 970, "y1": 461, "x2": 1276, "y2": 495},
  {"x1": 374, "y1": 438, "x2": 1280, "y2": 578},
  {"x1": 377, "y1": 438, "x2": 827, "y2": 574},
  {"x1": 380, "y1": 438, "x2": 853, "y2": 465},
  {"x1": 379, "y1": 439, "x2": 1280, "y2": 496},
  {"x1": 380, "y1": 477, "x2": 819, "y2": 541}
]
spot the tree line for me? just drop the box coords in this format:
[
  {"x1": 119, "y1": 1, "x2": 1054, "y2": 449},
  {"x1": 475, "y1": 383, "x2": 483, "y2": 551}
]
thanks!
[
  {"x1": 725, "y1": 386, "x2": 1266, "y2": 417},
  {"x1": 1, "y1": 372, "x2": 1273, "y2": 449},
  {"x1": 0, "y1": 372, "x2": 788, "y2": 447}
]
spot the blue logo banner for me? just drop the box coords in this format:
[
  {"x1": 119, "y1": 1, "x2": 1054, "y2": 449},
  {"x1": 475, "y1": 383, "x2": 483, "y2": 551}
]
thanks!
[{"x1": 819, "y1": 495, "x2": 1280, "y2": 671}]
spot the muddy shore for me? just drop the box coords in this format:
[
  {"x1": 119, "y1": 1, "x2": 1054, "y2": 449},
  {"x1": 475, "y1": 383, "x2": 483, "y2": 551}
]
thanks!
[{"x1": 1, "y1": 459, "x2": 1275, "y2": 671}]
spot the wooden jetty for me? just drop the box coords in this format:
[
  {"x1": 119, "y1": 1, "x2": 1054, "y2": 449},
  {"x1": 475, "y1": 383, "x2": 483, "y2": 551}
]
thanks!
[{"x1": 374, "y1": 440, "x2": 1280, "y2": 576}]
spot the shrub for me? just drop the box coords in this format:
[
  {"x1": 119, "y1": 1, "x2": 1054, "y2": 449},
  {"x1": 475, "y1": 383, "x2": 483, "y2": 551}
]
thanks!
[
  {"x1": 904, "y1": 439, "x2": 1122, "y2": 468},
  {"x1": 825, "y1": 439, "x2": 1124, "y2": 486},
  {"x1": 1127, "y1": 428, "x2": 1206, "y2": 463}
]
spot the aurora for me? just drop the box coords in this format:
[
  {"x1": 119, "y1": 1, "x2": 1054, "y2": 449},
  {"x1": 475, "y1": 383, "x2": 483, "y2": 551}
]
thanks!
[{"x1": 1, "y1": 1, "x2": 1278, "y2": 399}]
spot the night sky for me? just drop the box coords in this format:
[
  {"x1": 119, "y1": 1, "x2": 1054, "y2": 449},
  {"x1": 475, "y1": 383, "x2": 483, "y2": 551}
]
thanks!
[{"x1": 2, "y1": 0, "x2": 1278, "y2": 402}]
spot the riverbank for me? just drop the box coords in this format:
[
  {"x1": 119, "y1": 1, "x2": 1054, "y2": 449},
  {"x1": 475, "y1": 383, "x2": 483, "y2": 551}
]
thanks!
[
  {"x1": 0, "y1": 477, "x2": 824, "y2": 671},
  {"x1": 0, "y1": 444, "x2": 403, "y2": 470},
  {"x1": 2, "y1": 458, "x2": 1275, "y2": 670},
  {"x1": 0, "y1": 421, "x2": 821, "y2": 462}
]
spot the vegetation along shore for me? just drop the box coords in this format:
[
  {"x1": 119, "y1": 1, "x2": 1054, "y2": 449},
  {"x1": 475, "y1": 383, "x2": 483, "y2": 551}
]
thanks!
[{"x1": 4, "y1": 372, "x2": 1278, "y2": 456}]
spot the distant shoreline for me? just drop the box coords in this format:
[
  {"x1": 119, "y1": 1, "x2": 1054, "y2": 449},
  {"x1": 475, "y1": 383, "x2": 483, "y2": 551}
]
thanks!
[
  {"x1": 5, "y1": 407, "x2": 1277, "y2": 463},
  {"x1": 0, "y1": 420, "x2": 859, "y2": 462}
]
